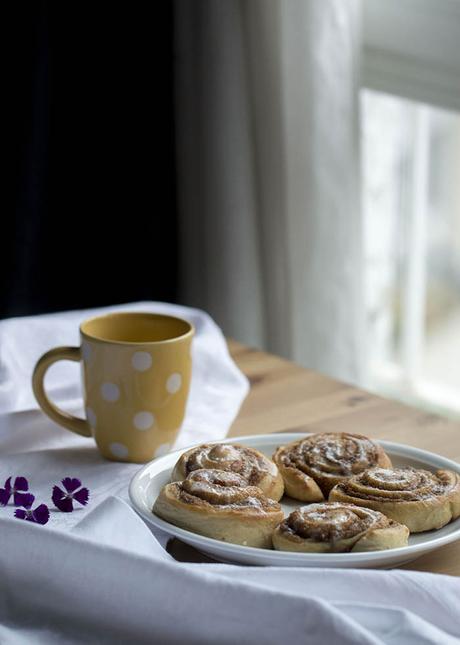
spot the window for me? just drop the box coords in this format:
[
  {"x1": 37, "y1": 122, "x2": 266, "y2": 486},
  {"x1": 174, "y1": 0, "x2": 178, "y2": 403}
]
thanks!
[{"x1": 361, "y1": 0, "x2": 460, "y2": 416}]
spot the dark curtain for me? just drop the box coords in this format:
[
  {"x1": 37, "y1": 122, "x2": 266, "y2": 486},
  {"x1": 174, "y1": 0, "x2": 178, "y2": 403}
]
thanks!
[{"x1": 3, "y1": 1, "x2": 178, "y2": 318}]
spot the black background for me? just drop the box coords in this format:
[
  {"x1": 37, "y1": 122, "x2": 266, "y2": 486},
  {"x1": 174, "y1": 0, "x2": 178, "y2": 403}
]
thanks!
[{"x1": 3, "y1": 2, "x2": 178, "y2": 318}]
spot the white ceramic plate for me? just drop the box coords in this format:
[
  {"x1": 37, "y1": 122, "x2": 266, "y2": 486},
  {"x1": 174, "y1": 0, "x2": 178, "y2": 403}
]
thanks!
[{"x1": 129, "y1": 433, "x2": 460, "y2": 568}]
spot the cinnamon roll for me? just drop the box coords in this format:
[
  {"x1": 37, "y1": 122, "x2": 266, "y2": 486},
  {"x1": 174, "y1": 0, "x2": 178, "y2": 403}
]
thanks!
[
  {"x1": 273, "y1": 433, "x2": 391, "y2": 501},
  {"x1": 273, "y1": 502, "x2": 409, "y2": 552},
  {"x1": 171, "y1": 443, "x2": 284, "y2": 501},
  {"x1": 329, "y1": 467, "x2": 460, "y2": 532},
  {"x1": 153, "y1": 469, "x2": 284, "y2": 548}
]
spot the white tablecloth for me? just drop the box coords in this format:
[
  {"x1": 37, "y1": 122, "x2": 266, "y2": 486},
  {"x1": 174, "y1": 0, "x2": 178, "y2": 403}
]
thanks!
[{"x1": 0, "y1": 303, "x2": 459, "y2": 645}]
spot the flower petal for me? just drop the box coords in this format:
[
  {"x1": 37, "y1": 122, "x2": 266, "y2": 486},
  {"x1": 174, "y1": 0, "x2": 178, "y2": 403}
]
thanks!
[
  {"x1": 52, "y1": 485, "x2": 65, "y2": 506},
  {"x1": 0, "y1": 488, "x2": 10, "y2": 506},
  {"x1": 20, "y1": 493, "x2": 35, "y2": 509},
  {"x1": 55, "y1": 497, "x2": 74, "y2": 512},
  {"x1": 4, "y1": 477, "x2": 12, "y2": 493},
  {"x1": 73, "y1": 487, "x2": 89, "y2": 507},
  {"x1": 14, "y1": 491, "x2": 32, "y2": 507},
  {"x1": 61, "y1": 477, "x2": 82, "y2": 493},
  {"x1": 14, "y1": 509, "x2": 27, "y2": 520},
  {"x1": 14, "y1": 477, "x2": 29, "y2": 491},
  {"x1": 52, "y1": 486, "x2": 73, "y2": 512},
  {"x1": 32, "y1": 504, "x2": 50, "y2": 525}
]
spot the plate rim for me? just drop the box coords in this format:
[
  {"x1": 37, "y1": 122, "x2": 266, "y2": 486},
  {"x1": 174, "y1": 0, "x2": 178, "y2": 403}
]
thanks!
[{"x1": 128, "y1": 433, "x2": 460, "y2": 563}]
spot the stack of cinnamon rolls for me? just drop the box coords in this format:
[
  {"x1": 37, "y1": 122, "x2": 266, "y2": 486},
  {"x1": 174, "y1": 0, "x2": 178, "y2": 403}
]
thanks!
[{"x1": 153, "y1": 433, "x2": 460, "y2": 552}]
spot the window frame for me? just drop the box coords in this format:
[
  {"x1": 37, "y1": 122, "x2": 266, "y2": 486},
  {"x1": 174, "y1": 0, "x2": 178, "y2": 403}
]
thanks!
[
  {"x1": 363, "y1": 0, "x2": 460, "y2": 112},
  {"x1": 361, "y1": 0, "x2": 460, "y2": 414}
]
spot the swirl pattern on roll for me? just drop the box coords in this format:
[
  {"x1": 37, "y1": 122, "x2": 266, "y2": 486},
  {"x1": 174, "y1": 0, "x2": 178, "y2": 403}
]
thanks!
[
  {"x1": 329, "y1": 467, "x2": 460, "y2": 532},
  {"x1": 273, "y1": 502, "x2": 409, "y2": 552},
  {"x1": 177, "y1": 469, "x2": 281, "y2": 512},
  {"x1": 172, "y1": 443, "x2": 284, "y2": 501},
  {"x1": 154, "y1": 468, "x2": 284, "y2": 548},
  {"x1": 273, "y1": 432, "x2": 392, "y2": 501},
  {"x1": 334, "y1": 467, "x2": 457, "y2": 501}
]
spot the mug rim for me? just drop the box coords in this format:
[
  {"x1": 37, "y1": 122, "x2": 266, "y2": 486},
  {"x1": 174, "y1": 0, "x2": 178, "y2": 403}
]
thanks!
[{"x1": 80, "y1": 311, "x2": 194, "y2": 346}]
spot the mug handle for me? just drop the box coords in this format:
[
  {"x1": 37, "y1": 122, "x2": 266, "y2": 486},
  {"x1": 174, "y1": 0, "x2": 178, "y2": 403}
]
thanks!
[{"x1": 32, "y1": 346, "x2": 92, "y2": 438}]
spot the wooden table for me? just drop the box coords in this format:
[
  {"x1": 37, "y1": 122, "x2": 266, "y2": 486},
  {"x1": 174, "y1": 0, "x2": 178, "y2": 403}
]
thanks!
[{"x1": 170, "y1": 341, "x2": 460, "y2": 575}]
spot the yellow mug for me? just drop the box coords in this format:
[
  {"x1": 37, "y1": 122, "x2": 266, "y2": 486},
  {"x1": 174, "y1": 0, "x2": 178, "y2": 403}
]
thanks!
[{"x1": 32, "y1": 312, "x2": 194, "y2": 463}]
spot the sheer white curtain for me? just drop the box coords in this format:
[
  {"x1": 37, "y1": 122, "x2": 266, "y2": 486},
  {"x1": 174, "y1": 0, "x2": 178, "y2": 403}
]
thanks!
[{"x1": 175, "y1": 0, "x2": 364, "y2": 384}]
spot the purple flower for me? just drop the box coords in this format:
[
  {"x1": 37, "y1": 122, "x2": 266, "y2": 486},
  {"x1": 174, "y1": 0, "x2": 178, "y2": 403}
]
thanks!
[
  {"x1": 0, "y1": 476, "x2": 30, "y2": 507},
  {"x1": 14, "y1": 493, "x2": 50, "y2": 525},
  {"x1": 52, "y1": 478, "x2": 89, "y2": 512}
]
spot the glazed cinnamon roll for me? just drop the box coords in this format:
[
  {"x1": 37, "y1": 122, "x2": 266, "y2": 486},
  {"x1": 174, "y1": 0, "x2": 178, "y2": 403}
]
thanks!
[
  {"x1": 273, "y1": 502, "x2": 409, "y2": 552},
  {"x1": 329, "y1": 467, "x2": 460, "y2": 532},
  {"x1": 171, "y1": 443, "x2": 284, "y2": 501},
  {"x1": 273, "y1": 433, "x2": 391, "y2": 502},
  {"x1": 153, "y1": 469, "x2": 284, "y2": 548}
]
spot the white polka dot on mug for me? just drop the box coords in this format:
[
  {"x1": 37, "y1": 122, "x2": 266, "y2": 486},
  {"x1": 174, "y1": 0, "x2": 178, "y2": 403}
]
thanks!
[
  {"x1": 131, "y1": 351, "x2": 152, "y2": 372},
  {"x1": 100, "y1": 382, "x2": 120, "y2": 402},
  {"x1": 166, "y1": 373, "x2": 182, "y2": 394},
  {"x1": 133, "y1": 411, "x2": 155, "y2": 431},
  {"x1": 109, "y1": 442, "x2": 129, "y2": 459}
]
